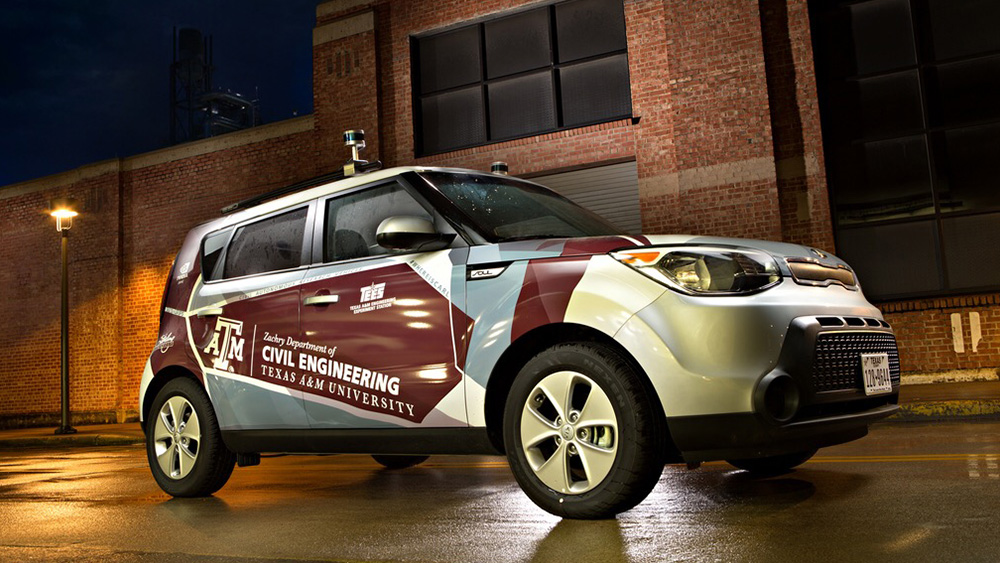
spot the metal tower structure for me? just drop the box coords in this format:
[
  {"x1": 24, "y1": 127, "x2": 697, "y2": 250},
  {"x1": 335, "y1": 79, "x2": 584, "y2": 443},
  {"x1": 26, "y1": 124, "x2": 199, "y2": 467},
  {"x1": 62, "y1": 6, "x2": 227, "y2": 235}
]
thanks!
[{"x1": 170, "y1": 28, "x2": 260, "y2": 145}]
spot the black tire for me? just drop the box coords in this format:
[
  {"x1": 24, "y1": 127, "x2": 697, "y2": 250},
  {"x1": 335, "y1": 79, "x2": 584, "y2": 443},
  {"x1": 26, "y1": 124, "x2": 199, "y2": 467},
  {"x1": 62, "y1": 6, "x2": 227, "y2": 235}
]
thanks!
[
  {"x1": 503, "y1": 342, "x2": 667, "y2": 519},
  {"x1": 146, "y1": 377, "x2": 236, "y2": 497},
  {"x1": 727, "y1": 449, "x2": 817, "y2": 474},
  {"x1": 372, "y1": 455, "x2": 430, "y2": 469}
]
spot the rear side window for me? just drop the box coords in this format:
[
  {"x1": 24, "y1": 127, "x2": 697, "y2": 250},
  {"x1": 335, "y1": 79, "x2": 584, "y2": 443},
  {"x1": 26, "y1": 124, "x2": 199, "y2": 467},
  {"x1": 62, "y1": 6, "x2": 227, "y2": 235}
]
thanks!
[{"x1": 224, "y1": 208, "x2": 308, "y2": 278}]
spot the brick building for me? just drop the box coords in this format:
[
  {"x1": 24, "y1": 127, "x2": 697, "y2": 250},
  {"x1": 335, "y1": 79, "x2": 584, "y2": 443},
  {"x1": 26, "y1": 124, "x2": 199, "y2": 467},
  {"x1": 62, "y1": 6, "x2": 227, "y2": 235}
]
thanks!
[{"x1": 1, "y1": 0, "x2": 997, "y2": 426}]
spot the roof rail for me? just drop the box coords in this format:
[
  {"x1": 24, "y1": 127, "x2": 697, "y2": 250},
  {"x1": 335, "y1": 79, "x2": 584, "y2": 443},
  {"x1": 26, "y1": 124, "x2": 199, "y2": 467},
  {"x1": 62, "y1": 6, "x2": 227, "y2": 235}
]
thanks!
[{"x1": 219, "y1": 160, "x2": 382, "y2": 215}]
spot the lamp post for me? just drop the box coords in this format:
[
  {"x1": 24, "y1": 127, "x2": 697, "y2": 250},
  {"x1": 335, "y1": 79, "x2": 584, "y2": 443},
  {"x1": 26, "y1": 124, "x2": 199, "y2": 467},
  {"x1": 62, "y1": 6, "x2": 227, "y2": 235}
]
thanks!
[{"x1": 50, "y1": 198, "x2": 78, "y2": 435}]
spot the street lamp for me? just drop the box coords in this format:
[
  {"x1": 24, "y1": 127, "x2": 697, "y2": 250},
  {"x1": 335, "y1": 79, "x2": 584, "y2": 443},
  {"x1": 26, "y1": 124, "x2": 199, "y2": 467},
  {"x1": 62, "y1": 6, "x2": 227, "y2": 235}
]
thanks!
[{"x1": 50, "y1": 197, "x2": 78, "y2": 435}]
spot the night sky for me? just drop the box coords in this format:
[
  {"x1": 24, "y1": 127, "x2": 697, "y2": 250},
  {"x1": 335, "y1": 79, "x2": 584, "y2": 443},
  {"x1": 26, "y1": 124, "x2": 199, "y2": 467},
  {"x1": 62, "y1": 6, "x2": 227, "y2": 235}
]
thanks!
[{"x1": 0, "y1": 0, "x2": 319, "y2": 187}]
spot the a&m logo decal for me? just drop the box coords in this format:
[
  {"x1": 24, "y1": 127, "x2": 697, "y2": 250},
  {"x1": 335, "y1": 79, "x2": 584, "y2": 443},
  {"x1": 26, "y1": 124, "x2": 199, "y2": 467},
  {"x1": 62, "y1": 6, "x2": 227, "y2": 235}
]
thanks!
[{"x1": 203, "y1": 317, "x2": 245, "y2": 371}]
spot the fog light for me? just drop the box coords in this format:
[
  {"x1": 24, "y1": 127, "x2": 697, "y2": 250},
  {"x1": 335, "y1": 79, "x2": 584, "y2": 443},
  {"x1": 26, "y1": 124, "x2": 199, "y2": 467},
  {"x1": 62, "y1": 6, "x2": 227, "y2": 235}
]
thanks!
[{"x1": 756, "y1": 373, "x2": 799, "y2": 423}]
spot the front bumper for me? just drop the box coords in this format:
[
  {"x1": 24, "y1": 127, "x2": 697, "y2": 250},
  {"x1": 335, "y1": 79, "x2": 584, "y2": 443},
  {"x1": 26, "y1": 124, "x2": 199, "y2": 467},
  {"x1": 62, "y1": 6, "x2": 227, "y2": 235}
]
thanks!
[
  {"x1": 668, "y1": 403, "x2": 898, "y2": 463},
  {"x1": 667, "y1": 314, "x2": 901, "y2": 462}
]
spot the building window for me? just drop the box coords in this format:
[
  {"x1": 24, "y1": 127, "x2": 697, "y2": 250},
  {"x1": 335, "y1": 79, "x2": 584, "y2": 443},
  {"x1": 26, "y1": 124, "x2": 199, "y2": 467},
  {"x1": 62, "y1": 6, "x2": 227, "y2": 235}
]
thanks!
[
  {"x1": 411, "y1": 0, "x2": 631, "y2": 156},
  {"x1": 811, "y1": 0, "x2": 1000, "y2": 299}
]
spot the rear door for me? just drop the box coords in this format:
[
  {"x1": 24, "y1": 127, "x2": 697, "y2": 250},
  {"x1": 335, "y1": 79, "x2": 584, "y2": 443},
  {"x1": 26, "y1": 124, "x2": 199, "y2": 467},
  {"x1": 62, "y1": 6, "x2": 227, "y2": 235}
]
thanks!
[
  {"x1": 188, "y1": 204, "x2": 313, "y2": 431},
  {"x1": 297, "y1": 179, "x2": 471, "y2": 429}
]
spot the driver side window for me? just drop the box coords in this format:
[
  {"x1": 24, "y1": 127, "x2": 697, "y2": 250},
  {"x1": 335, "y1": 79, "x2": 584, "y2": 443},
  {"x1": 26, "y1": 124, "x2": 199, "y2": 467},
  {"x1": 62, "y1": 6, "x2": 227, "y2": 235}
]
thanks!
[{"x1": 323, "y1": 182, "x2": 433, "y2": 263}]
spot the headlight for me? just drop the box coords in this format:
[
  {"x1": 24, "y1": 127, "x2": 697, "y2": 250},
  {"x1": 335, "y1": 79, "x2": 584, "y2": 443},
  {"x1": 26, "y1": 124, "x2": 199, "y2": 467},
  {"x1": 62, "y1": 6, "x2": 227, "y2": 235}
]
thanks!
[{"x1": 612, "y1": 246, "x2": 782, "y2": 295}]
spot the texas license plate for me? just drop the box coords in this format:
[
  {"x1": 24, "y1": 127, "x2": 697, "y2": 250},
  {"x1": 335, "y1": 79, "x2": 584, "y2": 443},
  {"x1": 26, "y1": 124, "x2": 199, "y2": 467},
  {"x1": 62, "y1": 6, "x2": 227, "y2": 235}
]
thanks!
[{"x1": 861, "y1": 353, "x2": 892, "y2": 395}]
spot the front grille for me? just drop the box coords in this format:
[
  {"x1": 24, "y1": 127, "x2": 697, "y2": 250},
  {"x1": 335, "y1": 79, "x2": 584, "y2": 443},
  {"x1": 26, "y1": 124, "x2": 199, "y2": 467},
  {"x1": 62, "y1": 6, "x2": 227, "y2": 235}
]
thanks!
[{"x1": 812, "y1": 332, "x2": 901, "y2": 393}]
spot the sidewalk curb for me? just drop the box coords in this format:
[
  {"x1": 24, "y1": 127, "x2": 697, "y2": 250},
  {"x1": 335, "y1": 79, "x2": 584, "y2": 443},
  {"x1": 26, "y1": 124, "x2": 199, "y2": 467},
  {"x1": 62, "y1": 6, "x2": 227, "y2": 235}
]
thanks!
[
  {"x1": 892, "y1": 400, "x2": 1000, "y2": 421},
  {"x1": 0, "y1": 435, "x2": 144, "y2": 449}
]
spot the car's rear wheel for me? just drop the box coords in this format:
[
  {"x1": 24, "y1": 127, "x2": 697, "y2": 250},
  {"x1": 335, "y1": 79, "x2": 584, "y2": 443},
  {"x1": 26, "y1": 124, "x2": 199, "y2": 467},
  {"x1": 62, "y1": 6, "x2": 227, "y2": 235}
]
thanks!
[
  {"x1": 372, "y1": 455, "x2": 429, "y2": 469},
  {"x1": 727, "y1": 449, "x2": 817, "y2": 474},
  {"x1": 503, "y1": 343, "x2": 666, "y2": 519},
  {"x1": 146, "y1": 377, "x2": 235, "y2": 497}
]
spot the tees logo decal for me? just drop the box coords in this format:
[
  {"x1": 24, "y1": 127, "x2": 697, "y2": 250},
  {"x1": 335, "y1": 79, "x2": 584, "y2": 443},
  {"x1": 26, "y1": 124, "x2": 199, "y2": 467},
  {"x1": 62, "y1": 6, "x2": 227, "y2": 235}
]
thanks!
[
  {"x1": 351, "y1": 282, "x2": 396, "y2": 315},
  {"x1": 360, "y1": 282, "x2": 386, "y2": 303},
  {"x1": 203, "y1": 317, "x2": 245, "y2": 371}
]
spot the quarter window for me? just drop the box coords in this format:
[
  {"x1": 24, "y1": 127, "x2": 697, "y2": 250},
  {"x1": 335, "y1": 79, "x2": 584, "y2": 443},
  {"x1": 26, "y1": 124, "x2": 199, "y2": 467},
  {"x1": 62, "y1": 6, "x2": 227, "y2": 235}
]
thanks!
[
  {"x1": 223, "y1": 208, "x2": 308, "y2": 279},
  {"x1": 200, "y1": 228, "x2": 232, "y2": 281},
  {"x1": 412, "y1": 0, "x2": 631, "y2": 156}
]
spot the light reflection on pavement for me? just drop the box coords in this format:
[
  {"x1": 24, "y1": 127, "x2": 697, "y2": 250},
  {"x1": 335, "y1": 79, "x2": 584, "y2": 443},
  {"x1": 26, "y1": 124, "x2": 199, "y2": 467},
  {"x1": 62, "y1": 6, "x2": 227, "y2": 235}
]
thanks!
[{"x1": 1, "y1": 421, "x2": 998, "y2": 562}]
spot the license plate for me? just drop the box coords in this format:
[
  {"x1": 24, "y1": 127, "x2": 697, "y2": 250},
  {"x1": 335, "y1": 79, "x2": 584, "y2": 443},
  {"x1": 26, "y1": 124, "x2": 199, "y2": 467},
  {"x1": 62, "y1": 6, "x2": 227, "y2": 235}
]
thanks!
[{"x1": 861, "y1": 353, "x2": 892, "y2": 395}]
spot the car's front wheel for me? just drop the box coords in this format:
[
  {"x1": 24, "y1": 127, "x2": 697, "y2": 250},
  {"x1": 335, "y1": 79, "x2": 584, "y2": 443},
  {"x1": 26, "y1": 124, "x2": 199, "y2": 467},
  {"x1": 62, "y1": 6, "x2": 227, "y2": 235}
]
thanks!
[
  {"x1": 503, "y1": 343, "x2": 666, "y2": 519},
  {"x1": 146, "y1": 377, "x2": 235, "y2": 497}
]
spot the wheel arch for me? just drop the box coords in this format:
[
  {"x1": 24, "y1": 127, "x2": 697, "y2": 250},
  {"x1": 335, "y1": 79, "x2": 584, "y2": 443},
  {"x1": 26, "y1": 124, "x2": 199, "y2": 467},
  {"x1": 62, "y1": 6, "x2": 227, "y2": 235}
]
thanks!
[
  {"x1": 483, "y1": 322, "x2": 681, "y2": 461},
  {"x1": 142, "y1": 365, "x2": 202, "y2": 433}
]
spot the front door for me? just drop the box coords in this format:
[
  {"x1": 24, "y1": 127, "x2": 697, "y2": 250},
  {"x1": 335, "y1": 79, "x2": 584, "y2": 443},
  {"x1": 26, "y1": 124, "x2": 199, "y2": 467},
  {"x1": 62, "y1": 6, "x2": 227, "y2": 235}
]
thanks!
[{"x1": 298, "y1": 180, "x2": 469, "y2": 429}]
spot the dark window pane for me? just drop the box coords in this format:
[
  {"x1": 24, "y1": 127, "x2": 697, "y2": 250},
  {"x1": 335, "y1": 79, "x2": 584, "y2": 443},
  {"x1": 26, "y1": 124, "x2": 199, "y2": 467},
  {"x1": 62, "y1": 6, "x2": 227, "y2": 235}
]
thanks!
[
  {"x1": 927, "y1": 56, "x2": 1000, "y2": 128},
  {"x1": 324, "y1": 184, "x2": 431, "y2": 262},
  {"x1": 837, "y1": 220, "x2": 942, "y2": 297},
  {"x1": 832, "y1": 135, "x2": 934, "y2": 224},
  {"x1": 828, "y1": 71, "x2": 923, "y2": 140},
  {"x1": 933, "y1": 124, "x2": 1000, "y2": 213},
  {"x1": 857, "y1": 72, "x2": 923, "y2": 138},
  {"x1": 928, "y1": 0, "x2": 1000, "y2": 60},
  {"x1": 224, "y1": 208, "x2": 307, "y2": 279},
  {"x1": 419, "y1": 87, "x2": 486, "y2": 154},
  {"x1": 201, "y1": 229, "x2": 231, "y2": 281},
  {"x1": 485, "y1": 8, "x2": 551, "y2": 79},
  {"x1": 555, "y1": 0, "x2": 627, "y2": 63},
  {"x1": 417, "y1": 26, "x2": 481, "y2": 94},
  {"x1": 852, "y1": 0, "x2": 916, "y2": 74},
  {"x1": 941, "y1": 213, "x2": 1000, "y2": 289},
  {"x1": 559, "y1": 54, "x2": 632, "y2": 127},
  {"x1": 488, "y1": 71, "x2": 556, "y2": 140}
]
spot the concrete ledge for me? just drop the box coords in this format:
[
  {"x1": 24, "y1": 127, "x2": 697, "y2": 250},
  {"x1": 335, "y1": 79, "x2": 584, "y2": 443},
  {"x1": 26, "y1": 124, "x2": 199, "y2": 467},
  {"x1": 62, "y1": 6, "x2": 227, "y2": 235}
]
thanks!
[
  {"x1": 892, "y1": 400, "x2": 1000, "y2": 421},
  {"x1": 123, "y1": 116, "x2": 315, "y2": 171},
  {"x1": 901, "y1": 369, "x2": 999, "y2": 385},
  {"x1": 0, "y1": 423, "x2": 145, "y2": 450},
  {"x1": 317, "y1": 0, "x2": 371, "y2": 20},
  {"x1": 0, "y1": 116, "x2": 316, "y2": 200},
  {"x1": 313, "y1": 11, "x2": 374, "y2": 46}
]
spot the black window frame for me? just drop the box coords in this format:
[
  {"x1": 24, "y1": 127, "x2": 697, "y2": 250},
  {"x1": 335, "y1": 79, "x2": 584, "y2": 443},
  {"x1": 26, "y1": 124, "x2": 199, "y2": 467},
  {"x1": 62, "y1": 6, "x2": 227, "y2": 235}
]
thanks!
[{"x1": 410, "y1": 0, "x2": 632, "y2": 157}]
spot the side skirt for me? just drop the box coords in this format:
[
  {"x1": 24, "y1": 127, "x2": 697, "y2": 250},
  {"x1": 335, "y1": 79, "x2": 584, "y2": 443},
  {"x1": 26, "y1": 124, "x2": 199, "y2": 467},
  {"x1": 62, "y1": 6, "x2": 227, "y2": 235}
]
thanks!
[{"x1": 221, "y1": 427, "x2": 502, "y2": 456}]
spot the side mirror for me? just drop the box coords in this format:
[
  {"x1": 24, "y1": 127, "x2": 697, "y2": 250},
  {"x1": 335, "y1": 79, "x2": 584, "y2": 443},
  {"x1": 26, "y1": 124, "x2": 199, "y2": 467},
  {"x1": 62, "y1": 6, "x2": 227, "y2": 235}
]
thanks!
[{"x1": 376, "y1": 216, "x2": 456, "y2": 252}]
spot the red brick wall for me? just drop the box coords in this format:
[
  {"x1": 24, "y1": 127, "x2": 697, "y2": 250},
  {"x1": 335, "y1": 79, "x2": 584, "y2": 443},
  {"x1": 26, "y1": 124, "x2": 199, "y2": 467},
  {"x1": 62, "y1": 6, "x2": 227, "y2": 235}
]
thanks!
[
  {"x1": 0, "y1": 171, "x2": 122, "y2": 420},
  {"x1": 882, "y1": 296, "x2": 1000, "y2": 374}
]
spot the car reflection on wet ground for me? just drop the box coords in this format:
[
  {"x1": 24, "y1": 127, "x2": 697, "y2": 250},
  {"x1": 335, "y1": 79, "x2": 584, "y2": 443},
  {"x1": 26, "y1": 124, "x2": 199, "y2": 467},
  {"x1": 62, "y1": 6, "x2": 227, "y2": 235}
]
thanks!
[{"x1": 1, "y1": 420, "x2": 998, "y2": 562}]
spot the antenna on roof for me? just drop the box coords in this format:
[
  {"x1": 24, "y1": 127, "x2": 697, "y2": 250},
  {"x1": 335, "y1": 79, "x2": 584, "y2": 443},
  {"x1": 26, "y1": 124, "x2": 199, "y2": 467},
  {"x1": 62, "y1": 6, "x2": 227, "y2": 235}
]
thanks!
[{"x1": 344, "y1": 129, "x2": 381, "y2": 177}]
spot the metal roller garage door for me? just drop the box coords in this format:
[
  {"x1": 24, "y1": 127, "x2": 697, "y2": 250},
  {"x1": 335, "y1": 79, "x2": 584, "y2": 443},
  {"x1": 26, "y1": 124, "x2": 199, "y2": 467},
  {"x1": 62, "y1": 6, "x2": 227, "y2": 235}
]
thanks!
[{"x1": 529, "y1": 161, "x2": 641, "y2": 234}]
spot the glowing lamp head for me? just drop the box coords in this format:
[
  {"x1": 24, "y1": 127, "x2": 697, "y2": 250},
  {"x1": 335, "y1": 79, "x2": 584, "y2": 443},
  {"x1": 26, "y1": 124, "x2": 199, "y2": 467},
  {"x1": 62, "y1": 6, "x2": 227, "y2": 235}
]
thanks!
[{"x1": 50, "y1": 198, "x2": 79, "y2": 231}]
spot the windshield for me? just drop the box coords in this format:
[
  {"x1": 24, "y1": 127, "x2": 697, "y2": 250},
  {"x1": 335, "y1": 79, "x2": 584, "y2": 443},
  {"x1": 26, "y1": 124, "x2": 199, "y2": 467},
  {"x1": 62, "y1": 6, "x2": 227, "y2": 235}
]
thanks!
[{"x1": 420, "y1": 172, "x2": 625, "y2": 242}]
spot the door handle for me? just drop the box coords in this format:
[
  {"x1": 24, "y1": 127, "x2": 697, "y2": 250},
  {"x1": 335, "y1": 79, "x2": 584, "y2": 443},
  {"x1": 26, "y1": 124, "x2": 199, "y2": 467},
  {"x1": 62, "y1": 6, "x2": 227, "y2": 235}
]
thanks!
[
  {"x1": 196, "y1": 308, "x2": 224, "y2": 318},
  {"x1": 304, "y1": 294, "x2": 339, "y2": 306}
]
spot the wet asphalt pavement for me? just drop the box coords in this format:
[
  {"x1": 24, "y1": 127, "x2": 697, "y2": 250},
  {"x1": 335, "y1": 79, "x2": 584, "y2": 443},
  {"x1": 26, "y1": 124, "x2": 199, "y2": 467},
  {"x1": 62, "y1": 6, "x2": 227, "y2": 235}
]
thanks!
[{"x1": 1, "y1": 420, "x2": 998, "y2": 563}]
